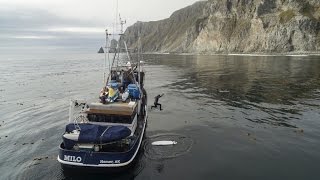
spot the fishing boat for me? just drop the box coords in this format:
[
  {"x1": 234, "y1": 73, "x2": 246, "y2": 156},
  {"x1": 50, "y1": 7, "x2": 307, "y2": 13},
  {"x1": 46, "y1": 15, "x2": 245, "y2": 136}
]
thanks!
[{"x1": 57, "y1": 17, "x2": 147, "y2": 170}]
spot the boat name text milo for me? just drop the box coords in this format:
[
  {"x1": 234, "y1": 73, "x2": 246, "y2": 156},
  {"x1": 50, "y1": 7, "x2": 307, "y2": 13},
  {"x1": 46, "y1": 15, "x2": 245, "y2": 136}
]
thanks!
[{"x1": 64, "y1": 155, "x2": 82, "y2": 162}]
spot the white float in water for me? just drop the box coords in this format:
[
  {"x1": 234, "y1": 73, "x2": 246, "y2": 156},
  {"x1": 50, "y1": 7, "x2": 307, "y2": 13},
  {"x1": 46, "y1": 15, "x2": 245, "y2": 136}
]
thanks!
[
  {"x1": 219, "y1": 90, "x2": 230, "y2": 93},
  {"x1": 152, "y1": 141, "x2": 177, "y2": 146}
]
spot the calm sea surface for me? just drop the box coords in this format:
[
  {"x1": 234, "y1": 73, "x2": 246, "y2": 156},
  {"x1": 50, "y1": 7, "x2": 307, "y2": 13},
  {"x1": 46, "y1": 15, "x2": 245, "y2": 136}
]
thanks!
[{"x1": 0, "y1": 53, "x2": 320, "y2": 180}]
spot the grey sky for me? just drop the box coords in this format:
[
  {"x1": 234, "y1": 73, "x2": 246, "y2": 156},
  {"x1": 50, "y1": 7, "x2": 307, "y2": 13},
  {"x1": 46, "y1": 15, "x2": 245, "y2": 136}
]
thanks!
[
  {"x1": 0, "y1": 0, "x2": 200, "y2": 55},
  {"x1": 0, "y1": 0, "x2": 199, "y2": 39}
]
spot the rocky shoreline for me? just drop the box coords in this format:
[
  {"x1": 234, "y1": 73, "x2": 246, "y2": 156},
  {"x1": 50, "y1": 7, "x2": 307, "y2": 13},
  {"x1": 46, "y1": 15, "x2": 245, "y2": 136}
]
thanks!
[{"x1": 142, "y1": 51, "x2": 320, "y2": 56}]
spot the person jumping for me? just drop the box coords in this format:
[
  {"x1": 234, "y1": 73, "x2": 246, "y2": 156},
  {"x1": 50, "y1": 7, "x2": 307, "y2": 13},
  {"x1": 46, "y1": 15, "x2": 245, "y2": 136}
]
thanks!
[{"x1": 151, "y1": 94, "x2": 164, "y2": 110}]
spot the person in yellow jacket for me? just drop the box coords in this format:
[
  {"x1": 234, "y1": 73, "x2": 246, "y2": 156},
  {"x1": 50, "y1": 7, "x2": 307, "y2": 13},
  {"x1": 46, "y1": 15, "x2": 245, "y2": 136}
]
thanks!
[{"x1": 107, "y1": 83, "x2": 119, "y2": 103}]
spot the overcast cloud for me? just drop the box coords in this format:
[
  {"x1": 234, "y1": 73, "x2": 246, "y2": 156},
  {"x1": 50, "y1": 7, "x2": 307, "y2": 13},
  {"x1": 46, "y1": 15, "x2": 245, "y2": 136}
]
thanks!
[
  {"x1": 0, "y1": 0, "x2": 200, "y2": 55},
  {"x1": 0, "y1": 0, "x2": 199, "y2": 40}
]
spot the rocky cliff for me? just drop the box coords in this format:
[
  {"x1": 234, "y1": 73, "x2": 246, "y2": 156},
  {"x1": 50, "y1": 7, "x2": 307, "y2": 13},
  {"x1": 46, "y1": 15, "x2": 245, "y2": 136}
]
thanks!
[{"x1": 123, "y1": 0, "x2": 320, "y2": 53}]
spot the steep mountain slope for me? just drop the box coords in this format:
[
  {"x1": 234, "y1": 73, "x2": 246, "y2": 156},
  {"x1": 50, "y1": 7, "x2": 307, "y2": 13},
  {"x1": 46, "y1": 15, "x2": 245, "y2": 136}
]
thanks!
[{"x1": 123, "y1": 0, "x2": 320, "y2": 53}]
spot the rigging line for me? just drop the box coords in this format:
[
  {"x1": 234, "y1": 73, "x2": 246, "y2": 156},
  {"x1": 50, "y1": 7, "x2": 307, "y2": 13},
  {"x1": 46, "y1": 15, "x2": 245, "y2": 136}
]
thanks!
[
  {"x1": 108, "y1": 43, "x2": 111, "y2": 73},
  {"x1": 104, "y1": 49, "x2": 107, "y2": 84},
  {"x1": 124, "y1": 41, "x2": 132, "y2": 63},
  {"x1": 106, "y1": 43, "x2": 118, "y2": 84},
  {"x1": 105, "y1": 29, "x2": 111, "y2": 77},
  {"x1": 112, "y1": 23, "x2": 115, "y2": 41},
  {"x1": 116, "y1": 38, "x2": 120, "y2": 69},
  {"x1": 124, "y1": 41, "x2": 137, "y2": 85}
]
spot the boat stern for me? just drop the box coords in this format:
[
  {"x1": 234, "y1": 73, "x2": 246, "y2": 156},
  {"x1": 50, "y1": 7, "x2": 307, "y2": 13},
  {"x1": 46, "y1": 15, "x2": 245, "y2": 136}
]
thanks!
[{"x1": 58, "y1": 141, "x2": 138, "y2": 168}]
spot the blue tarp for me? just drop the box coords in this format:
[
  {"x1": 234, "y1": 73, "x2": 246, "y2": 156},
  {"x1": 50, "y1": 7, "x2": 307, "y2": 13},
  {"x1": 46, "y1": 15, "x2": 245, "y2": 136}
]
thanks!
[
  {"x1": 65, "y1": 124, "x2": 131, "y2": 144},
  {"x1": 128, "y1": 84, "x2": 140, "y2": 99}
]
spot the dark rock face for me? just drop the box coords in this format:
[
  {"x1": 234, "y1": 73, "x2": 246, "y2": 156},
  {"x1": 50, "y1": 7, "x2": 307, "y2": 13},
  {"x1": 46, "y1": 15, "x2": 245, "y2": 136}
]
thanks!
[
  {"x1": 109, "y1": 39, "x2": 118, "y2": 53},
  {"x1": 257, "y1": 0, "x2": 277, "y2": 16},
  {"x1": 97, "y1": 47, "x2": 104, "y2": 53},
  {"x1": 123, "y1": 0, "x2": 320, "y2": 53},
  {"x1": 124, "y1": 1, "x2": 207, "y2": 53}
]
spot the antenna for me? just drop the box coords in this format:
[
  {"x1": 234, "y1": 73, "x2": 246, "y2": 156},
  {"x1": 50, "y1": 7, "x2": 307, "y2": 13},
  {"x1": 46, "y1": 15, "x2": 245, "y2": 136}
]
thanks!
[{"x1": 115, "y1": 0, "x2": 118, "y2": 33}]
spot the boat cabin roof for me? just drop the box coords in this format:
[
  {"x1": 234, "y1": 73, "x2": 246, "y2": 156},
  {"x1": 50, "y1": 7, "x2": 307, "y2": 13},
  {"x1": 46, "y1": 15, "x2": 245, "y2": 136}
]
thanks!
[{"x1": 86, "y1": 101, "x2": 137, "y2": 116}]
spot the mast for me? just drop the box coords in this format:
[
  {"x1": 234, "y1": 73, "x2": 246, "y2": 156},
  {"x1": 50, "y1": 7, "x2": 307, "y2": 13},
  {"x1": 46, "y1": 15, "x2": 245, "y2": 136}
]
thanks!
[
  {"x1": 104, "y1": 29, "x2": 110, "y2": 85},
  {"x1": 119, "y1": 14, "x2": 137, "y2": 85},
  {"x1": 104, "y1": 2, "x2": 138, "y2": 86}
]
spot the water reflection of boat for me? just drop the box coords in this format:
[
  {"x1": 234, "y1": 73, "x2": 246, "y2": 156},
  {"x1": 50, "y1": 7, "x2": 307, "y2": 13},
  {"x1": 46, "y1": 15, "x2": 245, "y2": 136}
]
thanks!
[{"x1": 57, "y1": 18, "x2": 147, "y2": 170}]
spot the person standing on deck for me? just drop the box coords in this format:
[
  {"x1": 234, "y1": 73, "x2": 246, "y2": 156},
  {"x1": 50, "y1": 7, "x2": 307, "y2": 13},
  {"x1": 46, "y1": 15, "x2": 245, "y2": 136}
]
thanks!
[{"x1": 151, "y1": 94, "x2": 164, "y2": 110}]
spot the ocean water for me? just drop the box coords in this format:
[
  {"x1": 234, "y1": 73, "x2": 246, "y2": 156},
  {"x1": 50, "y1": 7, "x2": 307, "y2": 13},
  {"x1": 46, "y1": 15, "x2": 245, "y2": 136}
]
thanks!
[{"x1": 0, "y1": 53, "x2": 320, "y2": 179}]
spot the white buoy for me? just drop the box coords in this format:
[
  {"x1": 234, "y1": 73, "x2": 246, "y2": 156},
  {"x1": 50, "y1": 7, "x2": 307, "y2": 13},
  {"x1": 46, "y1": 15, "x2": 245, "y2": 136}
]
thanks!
[
  {"x1": 152, "y1": 141, "x2": 177, "y2": 146},
  {"x1": 219, "y1": 90, "x2": 230, "y2": 93}
]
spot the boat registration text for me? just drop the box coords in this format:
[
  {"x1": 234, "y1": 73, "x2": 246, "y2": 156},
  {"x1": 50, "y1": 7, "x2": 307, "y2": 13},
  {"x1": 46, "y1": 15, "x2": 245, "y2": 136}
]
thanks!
[{"x1": 100, "y1": 160, "x2": 121, "y2": 164}]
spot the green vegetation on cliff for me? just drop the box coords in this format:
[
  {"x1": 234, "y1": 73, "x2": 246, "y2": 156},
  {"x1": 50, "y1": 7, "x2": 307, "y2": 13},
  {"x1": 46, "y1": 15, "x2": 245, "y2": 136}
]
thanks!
[{"x1": 279, "y1": 10, "x2": 296, "y2": 24}]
